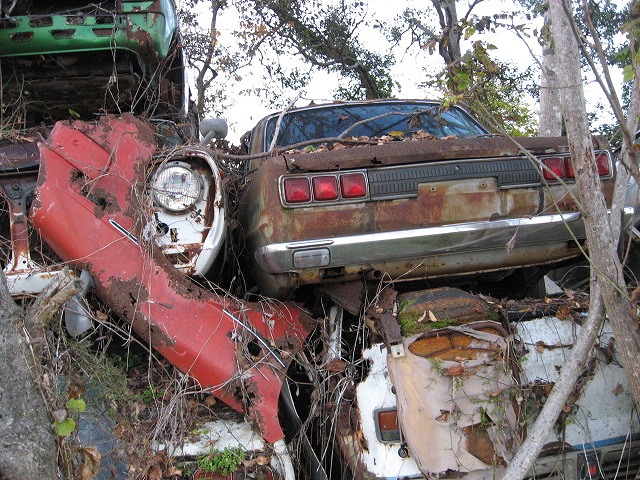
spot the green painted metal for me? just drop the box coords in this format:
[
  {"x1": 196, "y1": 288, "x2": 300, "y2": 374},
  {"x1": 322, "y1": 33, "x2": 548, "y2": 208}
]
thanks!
[{"x1": 0, "y1": 0, "x2": 177, "y2": 62}]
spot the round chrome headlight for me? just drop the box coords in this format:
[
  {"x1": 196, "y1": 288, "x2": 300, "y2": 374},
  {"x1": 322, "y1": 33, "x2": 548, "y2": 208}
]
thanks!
[{"x1": 152, "y1": 162, "x2": 203, "y2": 212}]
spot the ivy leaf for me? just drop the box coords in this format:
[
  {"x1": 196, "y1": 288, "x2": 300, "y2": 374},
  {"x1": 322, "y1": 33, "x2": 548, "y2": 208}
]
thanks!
[
  {"x1": 54, "y1": 418, "x2": 77, "y2": 437},
  {"x1": 66, "y1": 398, "x2": 86, "y2": 413}
]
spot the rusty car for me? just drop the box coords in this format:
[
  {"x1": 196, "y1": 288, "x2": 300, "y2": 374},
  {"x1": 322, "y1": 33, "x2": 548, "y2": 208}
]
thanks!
[{"x1": 237, "y1": 99, "x2": 632, "y2": 301}]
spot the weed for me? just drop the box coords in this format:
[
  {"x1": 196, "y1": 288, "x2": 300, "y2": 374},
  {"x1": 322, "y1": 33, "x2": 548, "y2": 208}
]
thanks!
[
  {"x1": 142, "y1": 384, "x2": 159, "y2": 404},
  {"x1": 196, "y1": 447, "x2": 245, "y2": 475}
]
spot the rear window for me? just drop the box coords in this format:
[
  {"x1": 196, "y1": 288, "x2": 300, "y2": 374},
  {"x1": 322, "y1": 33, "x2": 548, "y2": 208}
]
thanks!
[{"x1": 264, "y1": 102, "x2": 488, "y2": 150}]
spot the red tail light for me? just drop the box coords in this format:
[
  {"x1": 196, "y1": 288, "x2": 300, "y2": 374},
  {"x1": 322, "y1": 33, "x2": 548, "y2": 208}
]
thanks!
[
  {"x1": 595, "y1": 152, "x2": 611, "y2": 176},
  {"x1": 284, "y1": 177, "x2": 311, "y2": 203},
  {"x1": 282, "y1": 170, "x2": 367, "y2": 206},
  {"x1": 565, "y1": 157, "x2": 575, "y2": 179},
  {"x1": 543, "y1": 152, "x2": 611, "y2": 182},
  {"x1": 313, "y1": 176, "x2": 339, "y2": 201},
  {"x1": 340, "y1": 172, "x2": 367, "y2": 198},
  {"x1": 542, "y1": 157, "x2": 565, "y2": 181}
]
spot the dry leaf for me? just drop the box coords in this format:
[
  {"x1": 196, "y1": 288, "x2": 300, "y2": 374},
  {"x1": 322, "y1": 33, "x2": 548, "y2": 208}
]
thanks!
[
  {"x1": 556, "y1": 306, "x2": 571, "y2": 319},
  {"x1": 435, "y1": 410, "x2": 451, "y2": 422},
  {"x1": 147, "y1": 465, "x2": 162, "y2": 480},
  {"x1": 445, "y1": 364, "x2": 466, "y2": 377},
  {"x1": 164, "y1": 466, "x2": 182, "y2": 477},
  {"x1": 325, "y1": 359, "x2": 348, "y2": 372},
  {"x1": 78, "y1": 447, "x2": 101, "y2": 480},
  {"x1": 428, "y1": 310, "x2": 438, "y2": 322},
  {"x1": 613, "y1": 383, "x2": 624, "y2": 396},
  {"x1": 203, "y1": 395, "x2": 217, "y2": 407}
]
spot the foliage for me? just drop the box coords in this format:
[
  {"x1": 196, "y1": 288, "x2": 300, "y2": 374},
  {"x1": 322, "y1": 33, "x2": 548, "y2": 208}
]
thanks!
[
  {"x1": 430, "y1": 40, "x2": 537, "y2": 135},
  {"x1": 196, "y1": 446, "x2": 245, "y2": 475},
  {"x1": 53, "y1": 418, "x2": 77, "y2": 437},
  {"x1": 388, "y1": 3, "x2": 537, "y2": 135},
  {"x1": 141, "y1": 384, "x2": 159, "y2": 404},
  {"x1": 235, "y1": 0, "x2": 395, "y2": 100},
  {"x1": 177, "y1": 0, "x2": 396, "y2": 118}
]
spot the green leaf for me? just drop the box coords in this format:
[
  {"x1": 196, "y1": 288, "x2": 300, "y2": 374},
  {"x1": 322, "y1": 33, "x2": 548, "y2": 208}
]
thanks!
[
  {"x1": 464, "y1": 26, "x2": 477, "y2": 40},
  {"x1": 66, "y1": 398, "x2": 86, "y2": 413},
  {"x1": 623, "y1": 64, "x2": 635, "y2": 82},
  {"x1": 54, "y1": 418, "x2": 76, "y2": 437},
  {"x1": 487, "y1": 43, "x2": 497, "y2": 50},
  {"x1": 68, "y1": 108, "x2": 81, "y2": 119}
]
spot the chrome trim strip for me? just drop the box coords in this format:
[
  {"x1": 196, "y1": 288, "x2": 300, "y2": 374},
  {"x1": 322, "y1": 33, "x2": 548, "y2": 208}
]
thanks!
[{"x1": 254, "y1": 208, "x2": 633, "y2": 274}]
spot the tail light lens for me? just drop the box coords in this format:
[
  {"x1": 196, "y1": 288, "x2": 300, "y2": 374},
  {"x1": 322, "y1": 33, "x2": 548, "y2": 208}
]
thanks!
[
  {"x1": 282, "y1": 170, "x2": 368, "y2": 206},
  {"x1": 565, "y1": 158, "x2": 575, "y2": 179},
  {"x1": 340, "y1": 172, "x2": 367, "y2": 198},
  {"x1": 312, "y1": 176, "x2": 339, "y2": 201},
  {"x1": 542, "y1": 151, "x2": 611, "y2": 182},
  {"x1": 542, "y1": 157, "x2": 565, "y2": 181},
  {"x1": 375, "y1": 409, "x2": 401, "y2": 443},
  {"x1": 595, "y1": 152, "x2": 611, "y2": 176},
  {"x1": 284, "y1": 177, "x2": 311, "y2": 203}
]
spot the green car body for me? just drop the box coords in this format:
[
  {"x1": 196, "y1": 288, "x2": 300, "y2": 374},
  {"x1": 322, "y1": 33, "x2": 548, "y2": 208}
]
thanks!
[
  {"x1": 0, "y1": 0, "x2": 177, "y2": 62},
  {"x1": 0, "y1": 0, "x2": 189, "y2": 126}
]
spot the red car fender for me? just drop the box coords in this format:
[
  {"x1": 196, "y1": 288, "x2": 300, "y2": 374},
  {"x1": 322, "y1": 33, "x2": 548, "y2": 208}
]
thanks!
[{"x1": 31, "y1": 115, "x2": 313, "y2": 443}]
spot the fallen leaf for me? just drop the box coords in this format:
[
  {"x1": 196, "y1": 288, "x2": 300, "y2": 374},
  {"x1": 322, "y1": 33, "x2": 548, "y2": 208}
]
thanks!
[
  {"x1": 147, "y1": 465, "x2": 162, "y2": 480},
  {"x1": 435, "y1": 410, "x2": 451, "y2": 422},
  {"x1": 164, "y1": 466, "x2": 182, "y2": 477},
  {"x1": 428, "y1": 310, "x2": 438, "y2": 322},
  {"x1": 78, "y1": 447, "x2": 101, "y2": 480},
  {"x1": 203, "y1": 395, "x2": 217, "y2": 407},
  {"x1": 556, "y1": 306, "x2": 571, "y2": 320},
  {"x1": 325, "y1": 359, "x2": 348, "y2": 372},
  {"x1": 52, "y1": 409, "x2": 67, "y2": 423},
  {"x1": 445, "y1": 364, "x2": 466, "y2": 377},
  {"x1": 613, "y1": 383, "x2": 624, "y2": 396}
]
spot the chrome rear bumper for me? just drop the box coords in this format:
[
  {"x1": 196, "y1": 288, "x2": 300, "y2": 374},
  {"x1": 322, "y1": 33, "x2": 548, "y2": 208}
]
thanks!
[{"x1": 255, "y1": 208, "x2": 634, "y2": 274}]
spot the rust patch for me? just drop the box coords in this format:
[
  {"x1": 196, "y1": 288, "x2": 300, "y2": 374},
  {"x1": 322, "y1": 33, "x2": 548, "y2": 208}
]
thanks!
[
  {"x1": 407, "y1": 321, "x2": 507, "y2": 361},
  {"x1": 320, "y1": 280, "x2": 366, "y2": 315}
]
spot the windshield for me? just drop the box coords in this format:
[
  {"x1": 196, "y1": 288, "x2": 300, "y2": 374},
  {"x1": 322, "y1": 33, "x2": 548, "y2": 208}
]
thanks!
[{"x1": 263, "y1": 102, "x2": 488, "y2": 150}]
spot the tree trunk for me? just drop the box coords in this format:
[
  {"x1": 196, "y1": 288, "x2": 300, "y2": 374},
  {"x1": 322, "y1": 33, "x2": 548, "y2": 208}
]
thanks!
[
  {"x1": 538, "y1": 8, "x2": 563, "y2": 136},
  {"x1": 502, "y1": 284, "x2": 605, "y2": 479},
  {"x1": 503, "y1": 1, "x2": 640, "y2": 477},
  {"x1": 546, "y1": 0, "x2": 640, "y2": 407},
  {"x1": 195, "y1": 0, "x2": 223, "y2": 116},
  {"x1": 0, "y1": 271, "x2": 58, "y2": 479},
  {"x1": 431, "y1": 0, "x2": 462, "y2": 65}
]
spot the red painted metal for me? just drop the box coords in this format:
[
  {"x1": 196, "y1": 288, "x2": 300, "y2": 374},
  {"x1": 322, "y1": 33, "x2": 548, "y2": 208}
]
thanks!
[{"x1": 30, "y1": 115, "x2": 313, "y2": 443}]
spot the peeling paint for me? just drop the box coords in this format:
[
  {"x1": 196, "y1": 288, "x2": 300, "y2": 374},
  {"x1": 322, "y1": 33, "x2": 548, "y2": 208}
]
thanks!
[{"x1": 30, "y1": 115, "x2": 313, "y2": 443}]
